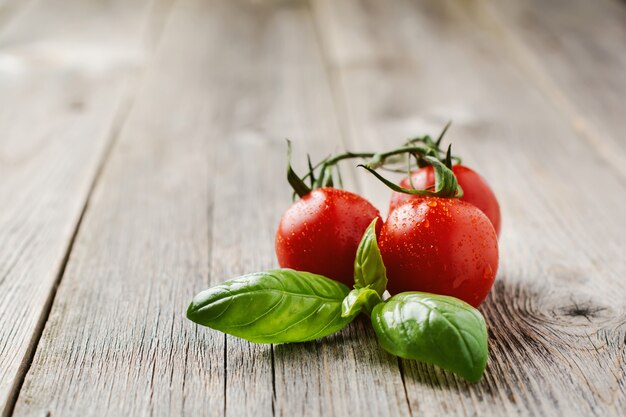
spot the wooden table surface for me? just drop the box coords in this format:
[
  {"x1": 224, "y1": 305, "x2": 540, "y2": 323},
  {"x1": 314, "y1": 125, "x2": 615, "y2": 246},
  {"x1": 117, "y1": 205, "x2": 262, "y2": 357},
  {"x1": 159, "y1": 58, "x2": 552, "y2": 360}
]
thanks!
[{"x1": 1, "y1": 0, "x2": 624, "y2": 416}]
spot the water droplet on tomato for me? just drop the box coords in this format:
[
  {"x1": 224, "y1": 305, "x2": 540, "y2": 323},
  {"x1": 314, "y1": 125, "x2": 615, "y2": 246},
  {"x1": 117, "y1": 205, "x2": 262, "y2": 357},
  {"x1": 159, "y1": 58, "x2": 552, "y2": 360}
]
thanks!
[
  {"x1": 427, "y1": 201, "x2": 437, "y2": 207},
  {"x1": 423, "y1": 219, "x2": 430, "y2": 228},
  {"x1": 483, "y1": 265, "x2": 493, "y2": 279}
]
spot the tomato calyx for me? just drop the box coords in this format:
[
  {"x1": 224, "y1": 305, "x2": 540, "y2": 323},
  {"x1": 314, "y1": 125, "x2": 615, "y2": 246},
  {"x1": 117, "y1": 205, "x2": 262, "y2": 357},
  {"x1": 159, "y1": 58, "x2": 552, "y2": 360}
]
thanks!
[
  {"x1": 356, "y1": 122, "x2": 464, "y2": 199},
  {"x1": 286, "y1": 140, "x2": 314, "y2": 198},
  {"x1": 403, "y1": 121, "x2": 463, "y2": 168},
  {"x1": 371, "y1": 122, "x2": 461, "y2": 174},
  {"x1": 286, "y1": 122, "x2": 462, "y2": 200},
  {"x1": 360, "y1": 151, "x2": 463, "y2": 199}
]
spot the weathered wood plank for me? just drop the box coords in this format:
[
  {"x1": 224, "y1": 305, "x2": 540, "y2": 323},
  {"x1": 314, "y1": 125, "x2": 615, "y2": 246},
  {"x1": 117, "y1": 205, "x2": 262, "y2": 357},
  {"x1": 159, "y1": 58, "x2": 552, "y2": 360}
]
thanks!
[
  {"x1": 9, "y1": 1, "x2": 229, "y2": 416},
  {"x1": 312, "y1": 0, "x2": 625, "y2": 416},
  {"x1": 9, "y1": 0, "x2": 409, "y2": 416},
  {"x1": 16, "y1": 1, "x2": 407, "y2": 415},
  {"x1": 481, "y1": 0, "x2": 626, "y2": 178},
  {"x1": 0, "y1": 0, "x2": 165, "y2": 415},
  {"x1": 0, "y1": 0, "x2": 34, "y2": 32},
  {"x1": 179, "y1": 1, "x2": 410, "y2": 416},
  {"x1": 9, "y1": 0, "x2": 625, "y2": 416}
]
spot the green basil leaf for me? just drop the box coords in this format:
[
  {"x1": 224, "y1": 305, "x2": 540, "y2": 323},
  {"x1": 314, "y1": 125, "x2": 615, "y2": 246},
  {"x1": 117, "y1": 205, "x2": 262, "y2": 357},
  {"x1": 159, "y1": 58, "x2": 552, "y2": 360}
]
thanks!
[
  {"x1": 187, "y1": 268, "x2": 354, "y2": 344},
  {"x1": 353, "y1": 218, "x2": 387, "y2": 295},
  {"x1": 371, "y1": 292, "x2": 488, "y2": 382},
  {"x1": 341, "y1": 287, "x2": 382, "y2": 318}
]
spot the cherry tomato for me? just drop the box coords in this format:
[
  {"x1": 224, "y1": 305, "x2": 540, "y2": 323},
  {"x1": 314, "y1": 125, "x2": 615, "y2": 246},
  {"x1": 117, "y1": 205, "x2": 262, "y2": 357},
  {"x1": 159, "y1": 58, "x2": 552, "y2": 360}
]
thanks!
[
  {"x1": 379, "y1": 198, "x2": 498, "y2": 307},
  {"x1": 389, "y1": 165, "x2": 501, "y2": 236},
  {"x1": 275, "y1": 187, "x2": 382, "y2": 286}
]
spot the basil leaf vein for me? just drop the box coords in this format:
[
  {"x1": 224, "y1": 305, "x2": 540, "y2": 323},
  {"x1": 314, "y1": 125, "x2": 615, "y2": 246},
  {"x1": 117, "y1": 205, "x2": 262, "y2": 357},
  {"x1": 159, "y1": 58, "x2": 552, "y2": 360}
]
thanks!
[
  {"x1": 371, "y1": 292, "x2": 488, "y2": 382},
  {"x1": 187, "y1": 269, "x2": 355, "y2": 344}
]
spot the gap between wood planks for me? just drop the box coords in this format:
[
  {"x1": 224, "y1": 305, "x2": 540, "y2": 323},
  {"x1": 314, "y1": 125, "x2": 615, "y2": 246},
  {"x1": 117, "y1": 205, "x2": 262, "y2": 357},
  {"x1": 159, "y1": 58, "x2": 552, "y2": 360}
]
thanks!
[
  {"x1": 1, "y1": 95, "x2": 126, "y2": 417},
  {"x1": 0, "y1": 1, "x2": 177, "y2": 415}
]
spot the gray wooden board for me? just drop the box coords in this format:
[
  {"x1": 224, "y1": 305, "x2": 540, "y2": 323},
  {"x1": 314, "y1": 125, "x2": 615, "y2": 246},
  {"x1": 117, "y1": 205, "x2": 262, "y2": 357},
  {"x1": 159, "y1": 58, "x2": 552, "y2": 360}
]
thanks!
[
  {"x1": 4, "y1": 0, "x2": 626, "y2": 416},
  {"x1": 0, "y1": 0, "x2": 164, "y2": 415},
  {"x1": 482, "y1": 0, "x2": 626, "y2": 178},
  {"x1": 202, "y1": 2, "x2": 410, "y2": 416},
  {"x1": 9, "y1": 0, "x2": 227, "y2": 415},
  {"x1": 10, "y1": 0, "x2": 410, "y2": 416},
  {"x1": 311, "y1": 0, "x2": 625, "y2": 415},
  {"x1": 0, "y1": 0, "x2": 34, "y2": 33}
]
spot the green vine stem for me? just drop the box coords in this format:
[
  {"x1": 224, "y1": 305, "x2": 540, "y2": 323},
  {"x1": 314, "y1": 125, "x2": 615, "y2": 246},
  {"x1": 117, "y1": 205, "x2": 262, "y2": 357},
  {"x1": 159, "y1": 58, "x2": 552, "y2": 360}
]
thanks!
[
  {"x1": 286, "y1": 143, "x2": 377, "y2": 199},
  {"x1": 285, "y1": 122, "x2": 461, "y2": 199},
  {"x1": 360, "y1": 154, "x2": 463, "y2": 198}
]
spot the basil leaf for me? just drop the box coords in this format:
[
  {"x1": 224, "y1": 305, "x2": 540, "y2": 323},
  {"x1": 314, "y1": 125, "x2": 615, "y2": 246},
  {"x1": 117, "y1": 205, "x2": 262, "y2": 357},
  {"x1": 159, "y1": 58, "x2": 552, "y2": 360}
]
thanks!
[
  {"x1": 341, "y1": 287, "x2": 382, "y2": 318},
  {"x1": 371, "y1": 292, "x2": 488, "y2": 382},
  {"x1": 353, "y1": 218, "x2": 387, "y2": 295},
  {"x1": 187, "y1": 268, "x2": 354, "y2": 344}
]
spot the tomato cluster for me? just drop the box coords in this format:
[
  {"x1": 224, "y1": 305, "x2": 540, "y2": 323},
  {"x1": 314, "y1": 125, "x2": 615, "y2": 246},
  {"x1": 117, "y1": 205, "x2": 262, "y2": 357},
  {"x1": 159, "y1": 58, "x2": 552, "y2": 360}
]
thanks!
[{"x1": 275, "y1": 134, "x2": 500, "y2": 307}]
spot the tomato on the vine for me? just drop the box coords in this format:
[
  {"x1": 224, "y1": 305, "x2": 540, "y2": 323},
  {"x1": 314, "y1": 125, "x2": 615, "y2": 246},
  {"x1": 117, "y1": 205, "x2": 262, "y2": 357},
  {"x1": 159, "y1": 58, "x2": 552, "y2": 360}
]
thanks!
[
  {"x1": 379, "y1": 197, "x2": 498, "y2": 307},
  {"x1": 276, "y1": 187, "x2": 382, "y2": 286},
  {"x1": 389, "y1": 165, "x2": 501, "y2": 236}
]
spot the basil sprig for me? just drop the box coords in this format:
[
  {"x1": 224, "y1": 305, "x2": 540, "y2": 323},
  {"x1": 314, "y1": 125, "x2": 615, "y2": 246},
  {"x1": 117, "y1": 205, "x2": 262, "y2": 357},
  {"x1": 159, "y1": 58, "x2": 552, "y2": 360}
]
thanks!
[
  {"x1": 341, "y1": 287, "x2": 382, "y2": 318},
  {"x1": 342, "y1": 218, "x2": 387, "y2": 317},
  {"x1": 187, "y1": 218, "x2": 489, "y2": 382},
  {"x1": 353, "y1": 218, "x2": 387, "y2": 294}
]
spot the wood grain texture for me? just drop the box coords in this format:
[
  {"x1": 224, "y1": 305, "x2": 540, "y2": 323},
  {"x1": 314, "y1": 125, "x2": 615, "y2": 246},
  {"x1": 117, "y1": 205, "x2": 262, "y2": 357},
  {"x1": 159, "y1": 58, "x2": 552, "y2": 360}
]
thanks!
[
  {"x1": 480, "y1": 0, "x2": 626, "y2": 178},
  {"x1": 311, "y1": 0, "x2": 625, "y2": 416},
  {"x1": 203, "y1": 2, "x2": 410, "y2": 416},
  {"x1": 10, "y1": 0, "x2": 410, "y2": 416},
  {"x1": 0, "y1": 0, "x2": 35, "y2": 33},
  {"x1": 10, "y1": 0, "x2": 227, "y2": 415},
  {"x1": 166, "y1": 1, "x2": 409, "y2": 416},
  {"x1": 0, "y1": 0, "x2": 165, "y2": 415},
  {"x1": 4, "y1": 0, "x2": 625, "y2": 416}
]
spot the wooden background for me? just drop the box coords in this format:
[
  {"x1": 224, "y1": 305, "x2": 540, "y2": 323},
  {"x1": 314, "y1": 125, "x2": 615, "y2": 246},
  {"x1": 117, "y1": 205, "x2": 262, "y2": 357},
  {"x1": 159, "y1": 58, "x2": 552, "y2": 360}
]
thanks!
[{"x1": 0, "y1": 0, "x2": 624, "y2": 416}]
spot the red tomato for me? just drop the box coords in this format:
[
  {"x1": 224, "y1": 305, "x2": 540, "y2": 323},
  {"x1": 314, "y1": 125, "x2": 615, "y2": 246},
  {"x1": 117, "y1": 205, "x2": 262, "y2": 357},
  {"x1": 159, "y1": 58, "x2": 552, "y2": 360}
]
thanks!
[
  {"x1": 276, "y1": 187, "x2": 382, "y2": 286},
  {"x1": 389, "y1": 165, "x2": 501, "y2": 236},
  {"x1": 379, "y1": 198, "x2": 498, "y2": 307}
]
